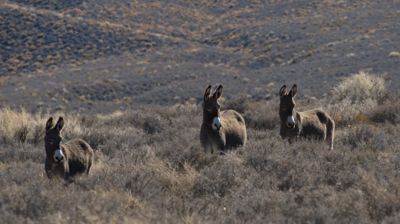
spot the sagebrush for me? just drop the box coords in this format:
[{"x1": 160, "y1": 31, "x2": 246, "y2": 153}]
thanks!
[{"x1": 1, "y1": 73, "x2": 400, "y2": 223}]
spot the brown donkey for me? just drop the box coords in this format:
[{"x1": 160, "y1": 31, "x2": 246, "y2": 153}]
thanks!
[
  {"x1": 279, "y1": 84, "x2": 335, "y2": 150},
  {"x1": 200, "y1": 85, "x2": 247, "y2": 153},
  {"x1": 44, "y1": 117, "x2": 94, "y2": 181}
]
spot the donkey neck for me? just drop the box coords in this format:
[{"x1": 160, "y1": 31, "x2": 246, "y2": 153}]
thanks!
[{"x1": 291, "y1": 108, "x2": 299, "y2": 119}]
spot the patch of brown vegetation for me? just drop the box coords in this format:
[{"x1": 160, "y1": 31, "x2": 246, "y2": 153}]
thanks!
[{"x1": 1, "y1": 78, "x2": 400, "y2": 222}]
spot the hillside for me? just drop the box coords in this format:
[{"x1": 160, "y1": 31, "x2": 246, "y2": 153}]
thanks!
[{"x1": 0, "y1": 0, "x2": 399, "y2": 112}]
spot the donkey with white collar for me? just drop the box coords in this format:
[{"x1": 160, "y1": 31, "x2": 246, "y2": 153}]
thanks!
[
  {"x1": 279, "y1": 84, "x2": 335, "y2": 150},
  {"x1": 44, "y1": 117, "x2": 94, "y2": 181},
  {"x1": 200, "y1": 85, "x2": 247, "y2": 153}
]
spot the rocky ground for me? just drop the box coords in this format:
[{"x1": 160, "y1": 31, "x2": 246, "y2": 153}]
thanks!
[{"x1": 0, "y1": 0, "x2": 399, "y2": 112}]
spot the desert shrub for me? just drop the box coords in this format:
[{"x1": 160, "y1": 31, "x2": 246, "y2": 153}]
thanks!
[
  {"x1": 143, "y1": 116, "x2": 164, "y2": 134},
  {"x1": 339, "y1": 125, "x2": 376, "y2": 149},
  {"x1": 368, "y1": 99, "x2": 400, "y2": 123},
  {"x1": 225, "y1": 96, "x2": 279, "y2": 130},
  {"x1": 332, "y1": 71, "x2": 387, "y2": 103},
  {"x1": 327, "y1": 71, "x2": 387, "y2": 126},
  {"x1": 223, "y1": 95, "x2": 250, "y2": 114},
  {"x1": 244, "y1": 100, "x2": 279, "y2": 130},
  {"x1": 192, "y1": 152, "x2": 247, "y2": 198},
  {"x1": 382, "y1": 213, "x2": 400, "y2": 224},
  {"x1": 338, "y1": 124, "x2": 400, "y2": 151},
  {"x1": 0, "y1": 108, "x2": 45, "y2": 145},
  {"x1": 0, "y1": 144, "x2": 43, "y2": 164},
  {"x1": 328, "y1": 98, "x2": 377, "y2": 126},
  {"x1": 1, "y1": 103, "x2": 400, "y2": 223},
  {"x1": 0, "y1": 108, "x2": 89, "y2": 145},
  {"x1": 360, "y1": 172, "x2": 400, "y2": 222}
]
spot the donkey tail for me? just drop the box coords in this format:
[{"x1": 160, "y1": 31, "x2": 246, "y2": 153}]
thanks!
[{"x1": 326, "y1": 117, "x2": 335, "y2": 150}]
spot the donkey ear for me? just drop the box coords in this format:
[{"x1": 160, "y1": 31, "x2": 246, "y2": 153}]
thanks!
[
  {"x1": 45, "y1": 117, "x2": 54, "y2": 131},
  {"x1": 279, "y1": 85, "x2": 287, "y2": 96},
  {"x1": 213, "y1": 84, "x2": 223, "y2": 99},
  {"x1": 55, "y1": 117, "x2": 64, "y2": 131},
  {"x1": 289, "y1": 84, "x2": 297, "y2": 97},
  {"x1": 204, "y1": 85, "x2": 212, "y2": 101}
]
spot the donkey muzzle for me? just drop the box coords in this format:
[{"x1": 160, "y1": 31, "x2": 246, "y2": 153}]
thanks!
[
  {"x1": 212, "y1": 117, "x2": 222, "y2": 131},
  {"x1": 54, "y1": 149, "x2": 64, "y2": 162},
  {"x1": 286, "y1": 116, "x2": 296, "y2": 128}
]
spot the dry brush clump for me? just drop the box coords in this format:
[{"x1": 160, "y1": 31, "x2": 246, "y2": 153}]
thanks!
[
  {"x1": 332, "y1": 71, "x2": 387, "y2": 103},
  {"x1": 368, "y1": 98, "x2": 400, "y2": 124},
  {"x1": 0, "y1": 108, "x2": 46, "y2": 145},
  {"x1": 327, "y1": 71, "x2": 388, "y2": 126},
  {"x1": 1, "y1": 90, "x2": 400, "y2": 223},
  {"x1": 0, "y1": 108, "x2": 92, "y2": 146},
  {"x1": 224, "y1": 96, "x2": 279, "y2": 130}
]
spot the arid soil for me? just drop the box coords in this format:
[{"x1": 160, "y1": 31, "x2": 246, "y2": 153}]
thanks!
[{"x1": 0, "y1": 0, "x2": 399, "y2": 112}]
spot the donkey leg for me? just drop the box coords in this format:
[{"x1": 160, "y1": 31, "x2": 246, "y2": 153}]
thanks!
[
  {"x1": 326, "y1": 118, "x2": 335, "y2": 150},
  {"x1": 62, "y1": 170, "x2": 73, "y2": 184},
  {"x1": 217, "y1": 133, "x2": 227, "y2": 153},
  {"x1": 44, "y1": 160, "x2": 53, "y2": 179},
  {"x1": 86, "y1": 159, "x2": 92, "y2": 175},
  {"x1": 63, "y1": 161, "x2": 72, "y2": 183},
  {"x1": 316, "y1": 111, "x2": 335, "y2": 150}
]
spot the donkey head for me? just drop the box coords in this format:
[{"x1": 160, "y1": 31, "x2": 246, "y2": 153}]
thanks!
[
  {"x1": 45, "y1": 117, "x2": 64, "y2": 163},
  {"x1": 279, "y1": 84, "x2": 297, "y2": 128},
  {"x1": 203, "y1": 84, "x2": 223, "y2": 131}
]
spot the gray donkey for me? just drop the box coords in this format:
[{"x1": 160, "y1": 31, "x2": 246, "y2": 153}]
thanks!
[
  {"x1": 279, "y1": 84, "x2": 335, "y2": 150},
  {"x1": 44, "y1": 117, "x2": 94, "y2": 181},
  {"x1": 200, "y1": 85, "x2": 247, "y2": 153}
]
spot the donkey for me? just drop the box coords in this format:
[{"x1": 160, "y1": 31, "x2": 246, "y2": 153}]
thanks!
[
  {"x1": 279, "y1": 84, "x2": 335, "y2": 150},
  {"x1": 200, "y1": 84, "x2": 247, "y2": 153},
  {"x1": 44, "y1": 117, "x2": 94, "y2": 181}
]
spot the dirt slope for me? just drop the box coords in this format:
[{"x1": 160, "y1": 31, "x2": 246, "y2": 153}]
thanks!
[{"x1": 0, "y1": 0, "x2": 399, "y2": 112}]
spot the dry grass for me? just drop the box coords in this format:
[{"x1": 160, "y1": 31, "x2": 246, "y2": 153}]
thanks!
[
  {"x1": 224, "y1": 95, "x2": 279, "y2": 130},
  {"x1": 1, "y1": 84, "x2": 400, "y2": 223},
  {"x1": 0, "y1": 108, "x2": 46, "y2": 145},
  {"x1": 368, "y1": 99, "x2": 400, "y2": 124},
  {"x1": 327, "y1": 71, "x2": 388, "y2": 126},
  {"x1": 332, "y1": 71, "x2": 386, "y2": 103},
  {"x1": 0, "y1": 108, "x2": 87, "y2": 145}
]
